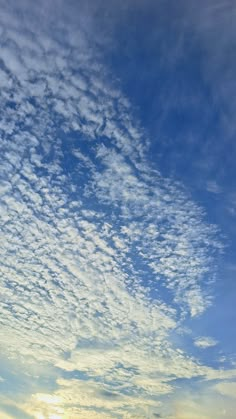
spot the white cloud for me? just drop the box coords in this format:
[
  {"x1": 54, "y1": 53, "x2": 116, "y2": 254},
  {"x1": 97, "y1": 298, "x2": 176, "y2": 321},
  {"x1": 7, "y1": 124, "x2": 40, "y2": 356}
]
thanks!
[
  {"x1": 206, "y1": 180, "x2": 222, "y2": 194},
  {"x1": 0, "y1": 1, "x2": 230, "y2": 417},
  {"x1": 194, "y1": 337, "x2": 218, "y2": 349},
  {"x1": 214, "y1": 381, "x2": 236, "y2": 399}
]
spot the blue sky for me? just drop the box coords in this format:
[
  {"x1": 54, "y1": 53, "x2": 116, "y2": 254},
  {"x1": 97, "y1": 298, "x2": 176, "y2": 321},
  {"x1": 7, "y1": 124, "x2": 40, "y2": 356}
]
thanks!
[{"x1": 0, "y1": 1, "x2": 236, "y2": 418}]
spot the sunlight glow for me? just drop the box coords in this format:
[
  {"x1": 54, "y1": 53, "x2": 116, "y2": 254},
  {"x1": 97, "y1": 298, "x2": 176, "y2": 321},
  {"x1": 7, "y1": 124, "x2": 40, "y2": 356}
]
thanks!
[{"x1": 34, "y1": 394, "x2": 62, "y2": 405}]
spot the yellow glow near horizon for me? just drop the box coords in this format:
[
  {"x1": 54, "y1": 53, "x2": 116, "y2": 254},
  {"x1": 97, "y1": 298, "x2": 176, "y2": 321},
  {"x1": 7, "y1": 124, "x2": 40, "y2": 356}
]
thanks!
[
  {"x1": 34, "y1": 393, "x2": 62, "y2": 405},
  {"x1": 35, "y1": 415, "x2": 62, "y2": 419},
  {"x1": 31, "y1": 394, "x2": 64, "y2": 419},
  {"x1": 35, "y1": 414, "x2": 45, "y2": 419}
]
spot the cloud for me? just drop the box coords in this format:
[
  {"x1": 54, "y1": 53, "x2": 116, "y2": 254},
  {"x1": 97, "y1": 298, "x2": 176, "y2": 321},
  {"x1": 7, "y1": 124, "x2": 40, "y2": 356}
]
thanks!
[
  {"x1": 174, "y1": 383, "x2": 236, "y2": 419},
  {"x1": 214, "y1": 381, "x2": 236, "y2": 399},
  {"x1": 194, "y1": 336, "x2": 218, "y2": 349},
  {"x1": 206, "y1": 180, "x2": 222, "y2": 194},
  {"x1": 0, "y1": 0, "x2": 232, "y2": 417},
  {"x1": 0, "y1": 413, "x2": 15, "y2": 419},
  {"x1": 1, "y1": 405, "x2": 34, "y2": 419}
]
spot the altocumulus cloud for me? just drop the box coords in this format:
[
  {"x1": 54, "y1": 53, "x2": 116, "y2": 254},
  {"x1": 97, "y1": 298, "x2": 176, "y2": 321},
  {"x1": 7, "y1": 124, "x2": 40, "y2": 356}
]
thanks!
[
  {"x1": 194, "y1": 336, "x2": 218, "y2": 349},
  {"x1": 0, "y1": 1, "x2": 235, "y2": 418}
]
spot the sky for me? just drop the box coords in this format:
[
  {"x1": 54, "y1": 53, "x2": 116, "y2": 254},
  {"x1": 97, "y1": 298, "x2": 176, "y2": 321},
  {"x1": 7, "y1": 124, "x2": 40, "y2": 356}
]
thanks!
[{"x1": 0, "y1": 0, "x2": 236, "y2": 418}]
